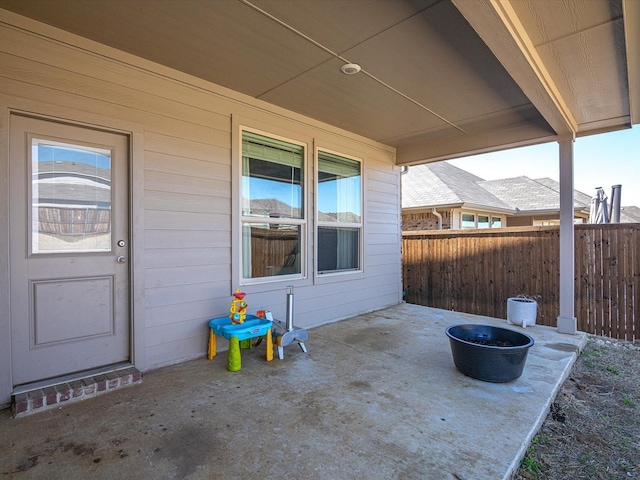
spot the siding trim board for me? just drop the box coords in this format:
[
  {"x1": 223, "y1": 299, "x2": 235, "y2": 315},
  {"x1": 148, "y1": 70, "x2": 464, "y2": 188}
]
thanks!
[{"x1": 0, "y1": 103, "x2": 10, "y2": 404}]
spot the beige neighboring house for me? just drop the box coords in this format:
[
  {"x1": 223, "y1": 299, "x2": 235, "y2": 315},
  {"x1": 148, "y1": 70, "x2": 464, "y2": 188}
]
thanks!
[{"x1": 402, "y1": 162, "x2": 593, "y2": 231}]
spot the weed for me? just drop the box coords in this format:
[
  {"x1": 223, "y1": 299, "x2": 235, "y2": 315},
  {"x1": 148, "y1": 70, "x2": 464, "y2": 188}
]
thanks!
[
  {"x1": 521, "y1": 439, "x2": 544, "y2": 475},
  {"x1": 535, "y1": 434, "x2": 551, "y2": 446},
  {"x1": 605, "y1": 366, "x2": 619, "y2": 375},
  {"x1": 521, "y1": 453, "x2": 542, "y2": 475},
  {"x1": 577, "y1": 451, "x2": 596, "y2": 465},
  {"x1": 584, "y1": 347, "x2": 605, "y2": 358},
  {"x1": 623, "y1": 397, "x2": 636, "y2": 407}
]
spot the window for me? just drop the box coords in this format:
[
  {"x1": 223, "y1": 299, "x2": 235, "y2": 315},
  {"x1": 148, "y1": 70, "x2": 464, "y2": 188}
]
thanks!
[
  {"x1": 461, "y1": 212, "x2": 503, "y2": 229},
  {"x1": 461, "y1": 213, "x2": 475, "y2": 229},
  {"x1": 316, "y1": 150, "x2": 362, "y2": 274},
  {"x1": 241, "y1": 131, "x2": 305, "y2": 280},
  {"x1": 31, "y1": 138, "x2": 112, "y2": 253}
]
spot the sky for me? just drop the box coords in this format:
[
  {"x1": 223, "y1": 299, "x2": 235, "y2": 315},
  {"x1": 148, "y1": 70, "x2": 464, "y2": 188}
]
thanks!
[
  {"x1": 448, "y1": 126, "x2": 640, "y2": 207},
  {"x1": 36, "y1": 144, "x2": 111, "y2": 170}
]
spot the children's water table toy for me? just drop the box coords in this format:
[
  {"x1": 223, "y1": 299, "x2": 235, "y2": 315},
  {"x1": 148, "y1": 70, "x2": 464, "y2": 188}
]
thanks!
[
  {"x1": 208, "y1": 315, "x2": 273, "y2": 371},
  {"x1": 229, "y1": 289, "x2": 248, "y2": 324}
]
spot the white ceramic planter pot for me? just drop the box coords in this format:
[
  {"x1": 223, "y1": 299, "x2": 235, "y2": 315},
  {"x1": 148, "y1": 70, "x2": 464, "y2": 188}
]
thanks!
[{"x1": 507, "y1": 297, "x2": 537, "y2": 328}]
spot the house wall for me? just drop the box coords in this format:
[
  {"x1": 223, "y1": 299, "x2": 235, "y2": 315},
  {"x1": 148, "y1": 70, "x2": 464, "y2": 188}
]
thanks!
[
  {"x1": 507, "y1": 214, "x2": 588, "y2": 227},
  {"x1": 506, "y1": 216, "x2": 534, "y2": 227},
  {"x1": 402, "y1": 210, "x2": 453, "y2": 231},
  {"x1": 0, "y1": 12, "x2": 402, "y2": 405}
]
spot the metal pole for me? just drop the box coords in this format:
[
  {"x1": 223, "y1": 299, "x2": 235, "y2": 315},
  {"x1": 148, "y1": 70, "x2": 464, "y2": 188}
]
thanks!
[{"x1": 285, "y1": 285, "x2": 294, "y2": 331}]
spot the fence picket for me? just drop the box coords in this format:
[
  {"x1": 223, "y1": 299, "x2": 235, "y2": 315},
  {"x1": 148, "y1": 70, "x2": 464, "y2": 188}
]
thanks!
[{"x1": 610, "y1": 227, "x2": 620, "y2": 340}]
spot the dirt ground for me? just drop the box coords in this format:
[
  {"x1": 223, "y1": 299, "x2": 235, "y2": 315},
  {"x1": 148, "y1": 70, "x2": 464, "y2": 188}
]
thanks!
[{"x1": 515, "y1": 335, "x2": 640, "y2": 480}]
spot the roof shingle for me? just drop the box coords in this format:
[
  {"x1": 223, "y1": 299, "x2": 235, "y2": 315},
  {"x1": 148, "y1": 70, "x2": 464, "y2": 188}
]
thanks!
[{"x1": 402, "y1": 162, "x2": 592, "y2": 214}]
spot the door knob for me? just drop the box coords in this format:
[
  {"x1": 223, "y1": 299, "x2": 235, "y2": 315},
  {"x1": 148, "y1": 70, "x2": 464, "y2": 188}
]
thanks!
[{"x1": 116, "y1": 256, "x2": 126, "y2": 264}]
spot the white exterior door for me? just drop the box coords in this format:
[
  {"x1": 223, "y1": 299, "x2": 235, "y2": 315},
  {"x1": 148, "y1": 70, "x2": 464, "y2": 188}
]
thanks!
[{"x1": 9, "y1": 115, "x2": 130, "y2": 387}]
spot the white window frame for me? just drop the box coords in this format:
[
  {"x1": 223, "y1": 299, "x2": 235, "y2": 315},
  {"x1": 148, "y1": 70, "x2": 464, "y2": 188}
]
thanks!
[
  {"x1": 236, "y1": 127, "x2": 308, "y2": 286},
  {"x1": 314, "y1": 146, "x2": 363, "y2": 278},
  {"x1": 460, "y1": 211, "x2": 505, "y2": 229},
  {"x1": 461, "y1": 212, "x2": 477, "y2": 229}
]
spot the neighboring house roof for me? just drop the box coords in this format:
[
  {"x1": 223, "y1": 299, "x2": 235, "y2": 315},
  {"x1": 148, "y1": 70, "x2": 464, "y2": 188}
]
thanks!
[
  {"x1": 248, "y1": 198, "x2": 360, "y2": 223},
  {"x1": 35, "y1": 161, "x2": 111, "y2": 207},
  {"x1": 620, "y1": 206, "x2": 640, "y2": 223},
  {"x1": 245, "y1": 198, "x2": 301, "y2": 219},
  {"x1": 479, "y1": 176, "x2": 590, "y2": 213},
  {"x1": 402, "y1": 162, "x2": 511, "y2": 211},
  {"x1": 402, "y1": 162, "x2": 591, "y2": 215},
  {"x1": 533, "y1": 177, "x2": 593, "y2": 207}
]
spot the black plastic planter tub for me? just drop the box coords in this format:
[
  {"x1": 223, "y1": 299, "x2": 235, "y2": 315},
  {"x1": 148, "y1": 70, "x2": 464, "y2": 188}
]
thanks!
[{"x1": 445, "y1": 324, "x2": 535, "y2": 383}]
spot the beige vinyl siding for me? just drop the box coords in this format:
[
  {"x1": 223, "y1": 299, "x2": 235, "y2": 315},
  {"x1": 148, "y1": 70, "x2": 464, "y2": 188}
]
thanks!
[
  {"x1": 363, "y1": 162, "x2": 402, "y2": 296},
  {"x1": 0, "y1": 12, "x2": 401, "y2": 397},
  {"x1": 143, "y1": 130, "x2": 231, "y2": 366}
]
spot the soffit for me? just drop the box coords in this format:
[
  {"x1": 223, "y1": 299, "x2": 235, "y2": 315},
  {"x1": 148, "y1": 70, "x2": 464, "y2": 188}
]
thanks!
[
  {"x1": 509, "y1": 0, "x2": 628, "y2": 130},
  {"x1": 0, "y1": 0, "x2": 634, "y2": 165}
]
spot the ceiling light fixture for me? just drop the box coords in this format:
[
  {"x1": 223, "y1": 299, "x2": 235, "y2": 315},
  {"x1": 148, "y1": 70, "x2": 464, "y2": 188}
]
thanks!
[{"x1": 340, "y1": 63, "x2": 361, "y2": 75}]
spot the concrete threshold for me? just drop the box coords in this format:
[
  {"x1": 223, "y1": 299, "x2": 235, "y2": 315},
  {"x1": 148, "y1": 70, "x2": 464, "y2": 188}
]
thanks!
[{"x1": 0, "y1": 304, "x2": 585, "y2": 479}]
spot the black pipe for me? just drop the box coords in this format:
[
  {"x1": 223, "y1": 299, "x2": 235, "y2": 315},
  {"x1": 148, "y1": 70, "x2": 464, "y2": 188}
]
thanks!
[{"x1": 610, "y1": 185, "x2": 622, "y2": 223}]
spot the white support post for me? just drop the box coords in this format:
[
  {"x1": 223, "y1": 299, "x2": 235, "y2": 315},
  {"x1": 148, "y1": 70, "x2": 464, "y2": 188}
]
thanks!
[{"x1": 557, "y1": 137, "x2": 577, "y2": 334}]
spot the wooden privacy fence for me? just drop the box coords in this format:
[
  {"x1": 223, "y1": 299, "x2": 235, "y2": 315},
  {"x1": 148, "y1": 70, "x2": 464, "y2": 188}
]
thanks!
[
  {"x1": 38, "y1": 207, "x2": 111, "y2": 238},
  {"x1": 402, "y1": 224, "x2": 640, "y2": 341},
  {"x1": 249, "y1": 227, "x2": 299, "y2": 278}
]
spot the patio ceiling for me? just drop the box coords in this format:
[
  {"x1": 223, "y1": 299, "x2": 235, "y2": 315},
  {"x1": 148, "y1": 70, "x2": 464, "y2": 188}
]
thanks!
[{"x1": 0, "y1": 0, "x2": 637, "y2": 165}]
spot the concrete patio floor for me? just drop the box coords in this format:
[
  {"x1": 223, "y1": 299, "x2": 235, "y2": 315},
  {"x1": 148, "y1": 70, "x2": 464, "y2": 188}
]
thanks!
[{"x1": 0, "y1": 303, "x2": 586, "y2": 479}]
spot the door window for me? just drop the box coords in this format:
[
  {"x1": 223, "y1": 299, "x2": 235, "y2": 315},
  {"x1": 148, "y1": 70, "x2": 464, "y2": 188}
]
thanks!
[{"x1": 31, "y1": 138, "x2": 112, "y2": 254}]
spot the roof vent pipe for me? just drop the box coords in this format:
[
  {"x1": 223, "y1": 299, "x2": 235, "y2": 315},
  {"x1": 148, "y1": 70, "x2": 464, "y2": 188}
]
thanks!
[
  {"x1": 609, "y1": 185, "x2": 622, "y2": 223},
  {"x1": 432, "y1": 208, "x2": 443, "y2": 230}
]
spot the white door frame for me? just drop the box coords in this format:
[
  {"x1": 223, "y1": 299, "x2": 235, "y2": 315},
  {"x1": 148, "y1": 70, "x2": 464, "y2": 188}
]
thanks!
[{"x1": 0, "y1": 99, "x2": 146, "y2": 406}]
